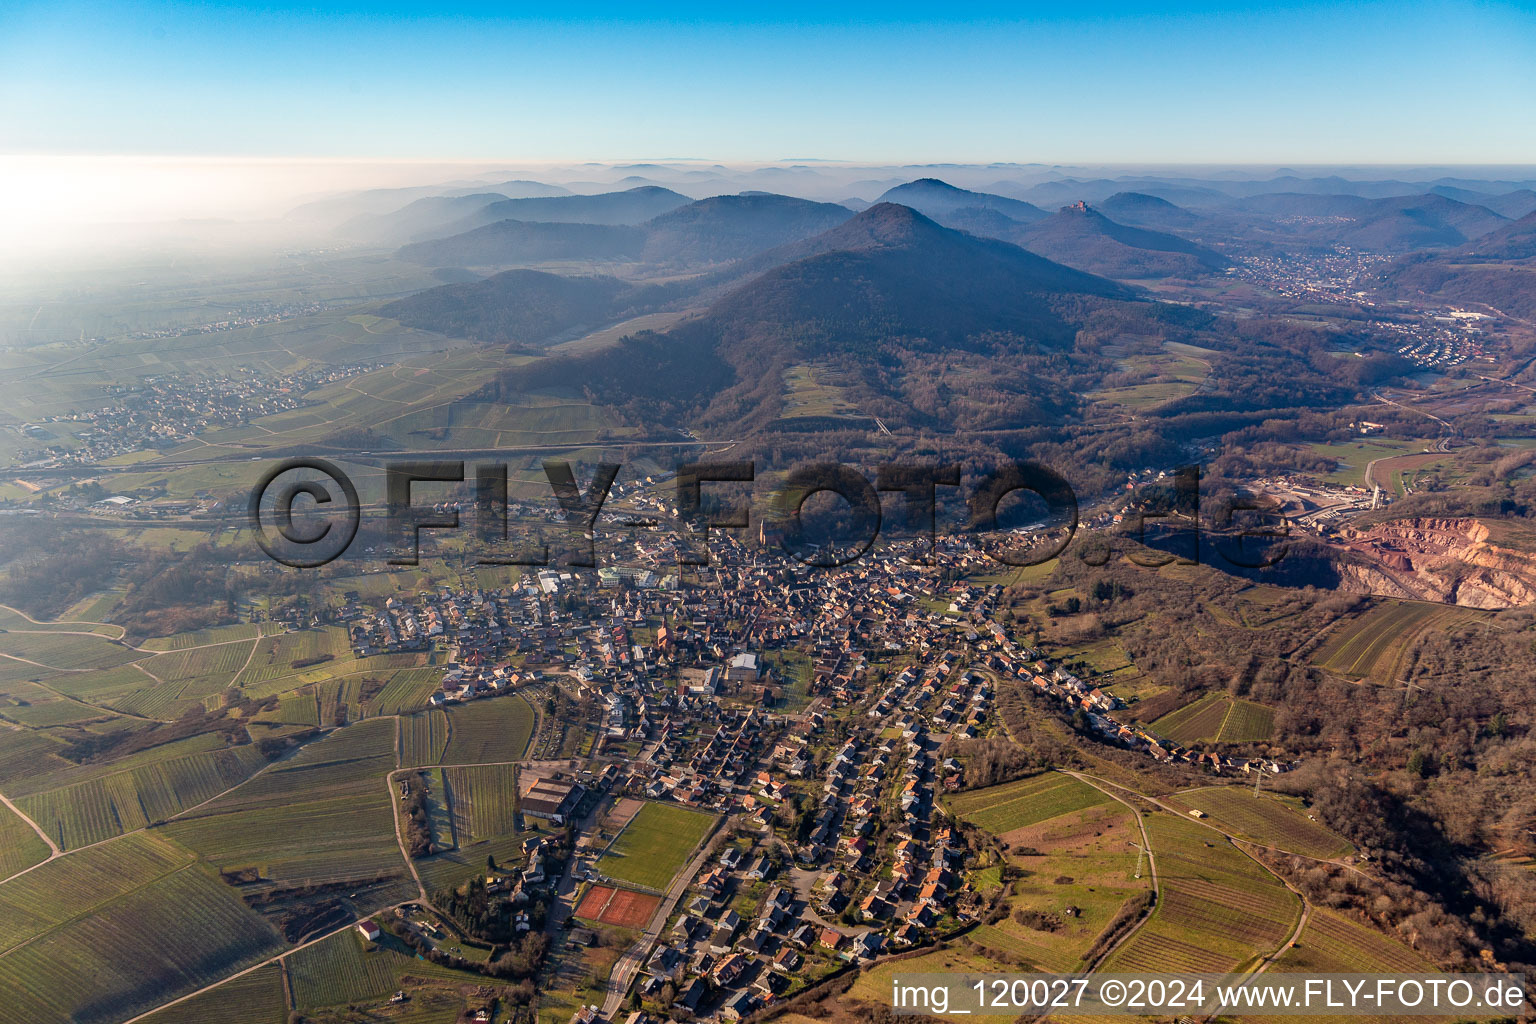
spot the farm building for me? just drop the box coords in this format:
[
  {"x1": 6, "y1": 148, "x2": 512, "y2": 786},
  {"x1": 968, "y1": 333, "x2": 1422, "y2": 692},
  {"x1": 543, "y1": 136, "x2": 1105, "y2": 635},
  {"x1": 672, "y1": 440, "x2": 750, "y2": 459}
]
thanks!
[{"x1": 522, "y1": 777, "x2": 584, "y2": 824}]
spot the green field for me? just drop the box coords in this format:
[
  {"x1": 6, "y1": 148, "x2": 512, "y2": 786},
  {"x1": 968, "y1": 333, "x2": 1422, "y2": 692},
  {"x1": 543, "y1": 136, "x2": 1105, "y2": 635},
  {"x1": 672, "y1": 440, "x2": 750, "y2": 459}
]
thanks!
[
  {"x1": 366, "y1": 667, "x2": 442, "y2": 716},
  {"x1": 969, "y1": 800, "x2": 1150, "y2": 972},
  {"x1": 1087, "y1": 341, "x2": 1213, "y2": 411},
  {"x1": 440, "y1": 694, "x2": 535, "y2": 764},
  {"x1": 30, "y1": 663, "x2": 151, "y2": 705},
  {"x1": 0, "y1": 799, "x2": 51, "y2": 879},
  {"x1": 287, "y1": 923, "x2": 486, "y2": 1014},
  {"x1": 444, "y1": 762, "x2": 520, "y2": 841},
  {"x1": 233, "y1": 627, "x2": 352, "y2": 692},
  {"x1": 1306, "y1": 437, "x2": 1439, "y2": 488},
  {"x1": 1268, "y1": 906, "x2": 1435, "y2": 973},
  {"x1": 0, "y1": 606, "x2": 123, "y2": 637},
  {"x1": 417, "y1": 764, "x2": 528, "y2": 895},
  {"x1": 596, "y1": 801, "x2": 715, "y2": 891},
  {"x1": 1152, "y1": 694, "x2": 1276, "y2": 744},
  {"x1": 138, "y1": 623, "x2": 271, "y2": 652},
  {"x1": 0, "y1": 728, "x2": 74, "y2": 790},
  {"x1": 1104, "y1": 813, "x2": 1300, "y2": 974},
  {"x1": 163, "y1": 718, "x2": 413, "y2": 898},
  {"x1": 781, "y1": 362, "x2": 859, "y2": 418},
  {"x1": 1177, "y1": 786, "x2": 1353, "y2": 860},
  {"x1": 0, "y1": 832, "x2": 286, "y2": 1024},
  {"x1": 1, "y1": 693, "x2": 114, "y2": 727},
  {"x1": 0, "y1": 629, "x2": 146, "y2": 673},
  {"x1": 852, "y1": 947, "x2": 1012, "y2": 1022},
  {"x1": 16, "y1": 741, "x2": 270, "y2": 849},
  {"x1": 946, "y1": 773, "x2": 1109, "y2": 835},
  {"x1": 135, "y1": 962, "x2": 288, "y2": 1024},
  {"x1": 401, "y1": 707, "x2": 450, "y2": 766},
  {"x1": 1312, "y1": 601, "x2": 1481, "y2": 683}
]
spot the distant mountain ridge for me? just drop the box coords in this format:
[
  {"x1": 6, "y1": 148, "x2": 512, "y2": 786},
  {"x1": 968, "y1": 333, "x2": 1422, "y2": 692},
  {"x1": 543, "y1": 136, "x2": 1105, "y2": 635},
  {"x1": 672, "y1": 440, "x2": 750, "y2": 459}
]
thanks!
[
  {"x1": 1460, "y1": 209, "x2": 1536, "y2": 259},
  {"x1": 875, "y1": 178, "x2": 1048, "y2": 226},
  {"x1": 1375, "y1": 208, "x2": 1536, "y2": 319},
  {"x1": 491, "y1": 203, "x2": 1143, "y2": 432},
  {"x1": 1010, "y1": 202, "x2": 1229, "y2": 279},
  {"x1": 396, "y1": 221, "x2": 646, "y2": 268},
  {"x1": 398, "y1": 191, "x2": 853, "y2": 269},
  {"x1": 697, "y1": 202, "x2": 1131, "y2": 351},
  {"x1": 381, "y1": 269, "x2": 684, "y2": 347},
  {"x1": 638, "y1": 193, "x2": 853, "y2": 264},
  {"x1": 1097, "y1": 192, "x2": 1205, "y2": 230},
  {"x1": 1225, "y1": 192, "x2": 1508, "y2": 250}
]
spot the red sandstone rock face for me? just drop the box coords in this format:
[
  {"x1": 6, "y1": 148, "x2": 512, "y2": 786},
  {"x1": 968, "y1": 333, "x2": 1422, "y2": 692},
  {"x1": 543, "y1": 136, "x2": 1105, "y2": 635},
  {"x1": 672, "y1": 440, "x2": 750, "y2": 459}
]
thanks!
[{"x1": 1329, "y1": 517, "x2": 1536, "y2": 608}]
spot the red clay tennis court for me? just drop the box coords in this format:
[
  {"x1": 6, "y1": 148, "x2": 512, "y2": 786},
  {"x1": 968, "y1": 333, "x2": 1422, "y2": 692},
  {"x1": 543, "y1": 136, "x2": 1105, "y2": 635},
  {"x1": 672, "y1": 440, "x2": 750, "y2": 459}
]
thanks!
[{"x1": 575, "y1": 883, "x2": 661, "y2": 928}]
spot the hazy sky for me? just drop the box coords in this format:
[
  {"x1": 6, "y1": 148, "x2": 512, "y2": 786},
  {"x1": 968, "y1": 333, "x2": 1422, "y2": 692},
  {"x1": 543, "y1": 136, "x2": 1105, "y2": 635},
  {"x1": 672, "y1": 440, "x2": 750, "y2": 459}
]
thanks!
[{"x1": 2, "y1": 0, "x2": 1534, "y2": 165}]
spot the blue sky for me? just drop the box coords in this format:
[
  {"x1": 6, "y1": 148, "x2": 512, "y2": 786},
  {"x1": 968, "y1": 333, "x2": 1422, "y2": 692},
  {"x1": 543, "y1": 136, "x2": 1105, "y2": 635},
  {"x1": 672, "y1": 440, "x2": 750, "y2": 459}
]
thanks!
[{"x1": 1, "y1": 1, "x2": 1533, "y2": 162}]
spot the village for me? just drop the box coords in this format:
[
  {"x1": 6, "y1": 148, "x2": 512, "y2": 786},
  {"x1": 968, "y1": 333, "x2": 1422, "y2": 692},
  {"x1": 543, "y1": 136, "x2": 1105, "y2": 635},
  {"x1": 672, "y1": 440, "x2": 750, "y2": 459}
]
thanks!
[
  {"x1": 332, "y1": 522, "x2": 1296, "y2": 1024},
  {"x1": 8, "y1": 363, "x2": 380, "y2": 468}
]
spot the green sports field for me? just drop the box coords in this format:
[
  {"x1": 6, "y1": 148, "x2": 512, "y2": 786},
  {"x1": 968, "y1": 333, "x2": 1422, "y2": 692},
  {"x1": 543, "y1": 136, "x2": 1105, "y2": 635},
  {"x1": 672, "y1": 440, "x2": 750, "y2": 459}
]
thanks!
[{"x1": 595, "y1": 801, "x2": 716, "y2": 891}]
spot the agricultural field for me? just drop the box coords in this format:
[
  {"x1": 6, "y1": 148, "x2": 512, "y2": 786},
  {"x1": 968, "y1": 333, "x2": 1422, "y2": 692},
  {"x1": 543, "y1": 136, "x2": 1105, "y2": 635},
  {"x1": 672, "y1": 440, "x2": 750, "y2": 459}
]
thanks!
[
  {"x1": 369, "y1": 393, "x2": 622, "y2": 452},
  {"x1": 275, "y1": 689, "x2": 322, "y2": 726},
  {"x1": 315, "y1": 675, "x2": 364, "y2": 725},
  {"x1": 969, "y1": 801, "x2": 1150, "y2": 972},
  {"x1": 232, "y1": 627, "x2": 352, "y2": 691},
  {"x1": 780, "y1": 362, "x2": 859, "y2": 418},
  {"x1": 417, "y1": 825, "x2": 532, "y2": 896},
  {"x1": 62, "y1": 590, "x2": 126, "y2": 624},
  {"x1": 163, "y1": 718, "x2": 412, "y2": 897},
  {"x1": 286, "y1": 923, "x2": 488, "y2": 1015},
  {"x1": 1306, "y1": 437, "x2": 1440, "y2": 488},
  {"x1": 440, "y1": 694, "x2": 535, "y2": 764},
  {"x1": 1268, "y1": 906, "x2": 1436, "y2": 973},
  {"x1": 286, "y1": 926, "x2": 403, "y2": 1008},
  {"x1": 411, "y1": 761, "x2": 527, "y2": 891},
  {"x1": 32, "y1": 662, "x2": 153, "y2": 705},
  {"x1": 135, "y1": 962, "x2": 288, "y2": 1024},
  {"x1": 0, "y1": 845, "x2": 286, "y2": 1024},
  {"x1": 1086, "y1": 341, "x2": 1213, "y2": 411},
  {"x1": 401, "y1": 707, "x2": 450, "y2": 766},
  {"x1": 15, "y1": 741, "x2": 270, "y2": 849},
  {"x1": 0, "y1": 727, "x2": 74, "y2": 790},
  {"x1": 1175, "y1": 786, "x2": 1353, "y2": 860},
  {"x1": 1103, "y1": 812, "x2": 1300, "y2": 975},
  {"x1": 0, "y1": 629, "x2": 146, "y2": 673},
  {"x1": 0, "y1": 832, "x2": 193, "y2": 945},
  {"x1": 1233, "y1": 910, "x2": 1444, "y2": 1024},
  {"x1": 443, "y1": 762, "x2": 519, "y2": 841},
  {"x1": 422, "y1": 766, "x2": 455, "y2": 850},
  {"x1": 4, "y1": 730, "x2": 231, "y2": 799},
  {"x1": 137, "y1": 623, "x2": 271, "y2": 652},
  {"x1": 141, "y1": 639, "x2": 259, "y2": 690},
  {"x1": 0, "y1": 605, "x2": 122, "y2": 637},
  {"x1": 1, "y1": 693, "x2": 113, "y2": 727},
  {"x1": 851, "y1": 946, "x2": 1013, "y2": 1022},
  {"x1": 0, "y1": 799, "x2": 50, "y2": 879},
  {"x1": 947, "y1": 773, "x2": 1110, "y2": 835},
  {"x1": 1151, "y1": 694, "x2": 1275, "y2": 744},
  {"x1": 365, "y1": 666, "x2": 442, "y2": 716},
  {"x1": 1312, "y1": 601, "x2": 1482, "y2": 684},
  {"x1": 596, "y1": 801, "x2": 716, "y2": 891}
]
